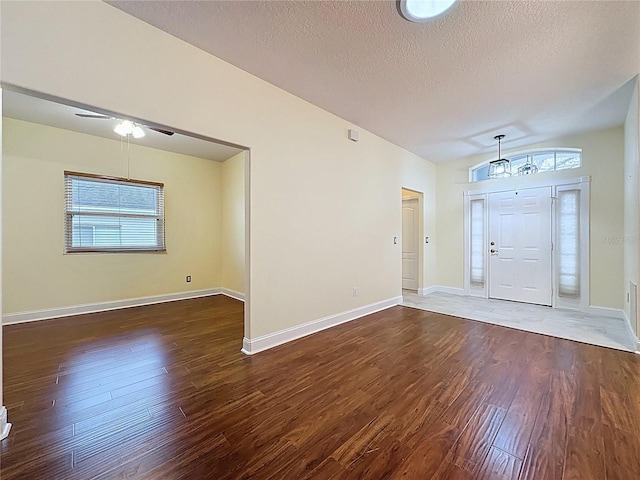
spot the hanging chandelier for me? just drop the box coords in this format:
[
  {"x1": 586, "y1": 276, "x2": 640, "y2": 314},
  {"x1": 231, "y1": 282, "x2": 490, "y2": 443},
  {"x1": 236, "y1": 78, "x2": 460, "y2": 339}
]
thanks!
[{"x1": 517, "y1": 155, "x2": 539, "y2": 175}]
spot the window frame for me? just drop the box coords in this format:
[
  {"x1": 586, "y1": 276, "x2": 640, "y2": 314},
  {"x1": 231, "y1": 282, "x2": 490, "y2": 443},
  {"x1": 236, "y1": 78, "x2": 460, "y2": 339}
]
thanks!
[
  {"x1": 64, "y1": 171, "x2": 166, "y2": 254},
  {"x1": 469, "y1": 148, "x2": 582, "y2": 183},
  {"x1": 464, "y1": 194, "x2": 488, "y2": 298}
]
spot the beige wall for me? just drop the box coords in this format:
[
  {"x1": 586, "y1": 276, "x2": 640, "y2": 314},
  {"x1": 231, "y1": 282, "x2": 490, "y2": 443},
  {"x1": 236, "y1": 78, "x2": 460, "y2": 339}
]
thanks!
[
  {"x1": 436, "y1": 126, "x2": 625, "y2": 309},
  {"x1": 2, "y1": 117, "x2": 224, "y2": 314},
  {"x1": 624, "y1": 77, "x2": 639, "y2": 332},
  {"x1": 221, "y1": 151, "x2": 246, "y2": 294},
  {"x1": 0, "y1": 2, "x2": 437, "y2": 338}
]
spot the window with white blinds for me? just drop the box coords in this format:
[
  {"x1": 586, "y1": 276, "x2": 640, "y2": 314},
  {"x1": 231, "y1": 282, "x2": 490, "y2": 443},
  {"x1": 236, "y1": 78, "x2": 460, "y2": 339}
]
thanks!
[
  {"x1": 64, "y1": 172, "x2": 165, "y2": 253},
  {"x1": 470, "y1": 198, "x2": 485, "y2": 287},
  {"x1": 557, "y1": 189, "x2": 580, "y2": 297}
]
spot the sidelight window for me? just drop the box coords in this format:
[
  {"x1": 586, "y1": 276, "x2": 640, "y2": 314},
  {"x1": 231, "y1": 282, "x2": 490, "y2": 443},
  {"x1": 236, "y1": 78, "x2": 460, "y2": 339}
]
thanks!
[
  {"x1": 557, "y1": 189, "x2": 580, "y2": 297},
  {"x1": 469, "y1": 199, "x2": 485, "y2": 287}
]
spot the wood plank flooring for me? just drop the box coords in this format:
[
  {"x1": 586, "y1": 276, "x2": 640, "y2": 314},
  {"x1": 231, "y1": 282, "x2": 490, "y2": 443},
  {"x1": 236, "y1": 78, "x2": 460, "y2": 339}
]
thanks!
[{"x1": 2, "y1": 295, "x2": 640, "y2": 479}]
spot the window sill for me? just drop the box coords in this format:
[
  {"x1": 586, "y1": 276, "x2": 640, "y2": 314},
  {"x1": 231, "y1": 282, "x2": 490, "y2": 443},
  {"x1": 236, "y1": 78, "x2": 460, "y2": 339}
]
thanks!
[{"x1": 65, "y1": 249, "x2": 167, "y2": 254}]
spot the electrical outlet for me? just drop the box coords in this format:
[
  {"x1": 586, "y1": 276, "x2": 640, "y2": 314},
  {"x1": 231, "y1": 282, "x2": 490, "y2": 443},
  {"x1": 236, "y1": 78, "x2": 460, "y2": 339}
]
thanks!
[
  {"x1": 353, "y1": 287, "x2": 357, "y2": 297},
  {"x1": 186, "y1": 275, "x2": 191, "y2": 283}
]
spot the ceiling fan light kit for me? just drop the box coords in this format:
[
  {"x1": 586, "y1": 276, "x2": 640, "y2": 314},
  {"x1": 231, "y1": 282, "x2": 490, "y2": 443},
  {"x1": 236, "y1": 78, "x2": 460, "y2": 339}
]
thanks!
[
  {"x1": 131, "y1": 125, "x2": 145, "y2": 139},
  {"x1": 75, "y1": 112, "x2": 174, "y2": 137},
  {"x1": 114, "y1": 119, "x2": 133, "y2": 136},
  {"x1": 114, "y1": 119, "x2": 145, "y2": 138}
]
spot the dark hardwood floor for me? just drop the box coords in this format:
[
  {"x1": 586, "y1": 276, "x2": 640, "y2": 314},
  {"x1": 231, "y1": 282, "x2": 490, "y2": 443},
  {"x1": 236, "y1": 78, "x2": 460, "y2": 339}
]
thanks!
[{"x1": 1, "y1": 295, "x2": 640, "y2": 479}]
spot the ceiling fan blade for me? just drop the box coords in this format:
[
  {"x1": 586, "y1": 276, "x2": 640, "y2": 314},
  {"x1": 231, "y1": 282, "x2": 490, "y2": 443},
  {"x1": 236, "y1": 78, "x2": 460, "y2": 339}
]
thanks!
[
  {"x1": 76, "y1": 113, "x2": 174, "y2": 136},
  {"x1": 148, "y1": 127, "x2": 175, "y2": 136},
  {"x1": 75, "y1": 113, "x2": 111, "y2": 119}
]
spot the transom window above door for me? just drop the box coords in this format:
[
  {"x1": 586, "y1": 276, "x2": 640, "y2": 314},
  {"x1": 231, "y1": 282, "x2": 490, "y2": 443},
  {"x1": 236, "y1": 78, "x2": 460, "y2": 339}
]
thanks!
[{"x1": 470, "y1": 148, "x2": 582, "y2": 183}]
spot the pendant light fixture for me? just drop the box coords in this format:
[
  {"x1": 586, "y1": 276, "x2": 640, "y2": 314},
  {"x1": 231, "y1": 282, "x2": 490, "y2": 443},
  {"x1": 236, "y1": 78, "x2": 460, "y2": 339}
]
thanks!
[
  {"x1": 517, "y1": 155, "x2": 539, "y2": 175},
  {"x1": 488, "y1": 134, "x2": 511, "y2": 178}
]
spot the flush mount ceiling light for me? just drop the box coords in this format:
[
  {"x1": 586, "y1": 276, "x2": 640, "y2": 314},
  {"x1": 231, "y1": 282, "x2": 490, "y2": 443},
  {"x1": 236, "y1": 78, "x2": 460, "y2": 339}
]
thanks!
[
  {"x1": 488, "y1": 134, "x2": 511, "y2": 179},
  {"x1": 399, "y1": 0, "x2": 457, "y2": 22}
]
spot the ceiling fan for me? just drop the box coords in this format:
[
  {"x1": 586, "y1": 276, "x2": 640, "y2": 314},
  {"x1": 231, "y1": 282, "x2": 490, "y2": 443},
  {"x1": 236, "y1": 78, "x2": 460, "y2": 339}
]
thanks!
[{"x1": 75, "y1": 113, "x2": 175, "y2": 136}]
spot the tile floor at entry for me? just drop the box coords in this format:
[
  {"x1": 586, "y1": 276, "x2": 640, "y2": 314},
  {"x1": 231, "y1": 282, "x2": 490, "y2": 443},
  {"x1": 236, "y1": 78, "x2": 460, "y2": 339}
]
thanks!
[{"x1": 402, "y1": 291, "x2": 637, "y2": 353}]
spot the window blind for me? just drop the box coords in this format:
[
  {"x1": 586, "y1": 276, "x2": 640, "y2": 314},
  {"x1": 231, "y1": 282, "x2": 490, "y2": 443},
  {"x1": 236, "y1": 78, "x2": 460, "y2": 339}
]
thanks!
[
  {"x1": 64, "y1": 172, "x2": 165, "y2": 253},
  {"x1": 470, "y1": 198, "x2": 485, "y2": 287},
  {"x1": 557, "y1": 189, "x2": 580, "y2": 297}
]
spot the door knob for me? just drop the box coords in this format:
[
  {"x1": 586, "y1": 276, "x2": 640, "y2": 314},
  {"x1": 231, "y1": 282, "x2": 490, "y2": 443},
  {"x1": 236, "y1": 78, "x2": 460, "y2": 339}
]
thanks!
[{"x1": 490, "y1": 249, "x2": 498, "y2": 254}]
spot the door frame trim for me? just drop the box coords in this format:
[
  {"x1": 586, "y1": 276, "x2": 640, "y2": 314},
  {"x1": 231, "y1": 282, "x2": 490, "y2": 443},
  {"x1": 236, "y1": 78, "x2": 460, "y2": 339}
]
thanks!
[{"x1": 463, "y1": 176, "x2": 590, "y2": 310}]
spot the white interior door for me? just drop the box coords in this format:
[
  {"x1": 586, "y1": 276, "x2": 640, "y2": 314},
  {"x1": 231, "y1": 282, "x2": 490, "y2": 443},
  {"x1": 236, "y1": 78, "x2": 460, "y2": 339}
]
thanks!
[
  {"x1": 489, "y1": 187, "x2": 552, "y2": 306},
  {"x1": 402, "y1": 197, "x2": 419, "y2": 290}
]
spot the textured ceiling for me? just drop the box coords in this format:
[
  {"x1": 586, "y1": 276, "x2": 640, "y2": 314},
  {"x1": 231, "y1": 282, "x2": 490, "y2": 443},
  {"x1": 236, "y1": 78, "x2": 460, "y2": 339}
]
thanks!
[{"x1": 107, "y1": 0, "x2": 640, "y2": 162}]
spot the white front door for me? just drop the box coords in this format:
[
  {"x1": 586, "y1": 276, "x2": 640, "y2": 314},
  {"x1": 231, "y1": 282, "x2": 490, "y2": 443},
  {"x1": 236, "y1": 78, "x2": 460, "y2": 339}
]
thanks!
[
  {"x1": 489, "y1": 187, "x2": 552, "y2": 306},
  {"x1": 402, "y1": 197, "x2": 419, "y2": 290}
]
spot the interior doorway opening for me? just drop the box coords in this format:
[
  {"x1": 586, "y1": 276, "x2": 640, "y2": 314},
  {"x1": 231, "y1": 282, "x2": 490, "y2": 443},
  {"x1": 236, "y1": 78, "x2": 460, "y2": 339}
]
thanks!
[
  {"x1": 0, "y1": 86, "x2": 251, "y2": 342},
  {"x1": 402, "y1": 188, "x2": 423, "y2": 292}
]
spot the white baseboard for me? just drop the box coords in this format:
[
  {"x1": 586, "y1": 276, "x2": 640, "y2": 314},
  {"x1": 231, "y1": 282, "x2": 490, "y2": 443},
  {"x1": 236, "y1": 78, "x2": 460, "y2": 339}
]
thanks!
[
  {"x1": 220, "y1": 288, "x2": 245, "y2": 302},
  {"x1": 623, "y1": 310, "x2": 640, "y2": 353},
  {"x1": 584, "y1": 305, "x2": 625, "y2": 319},
  {"x1": 419, "y1": 286, "x2": 438, "y2": 295},
  {"x1": 419, "y1": 285, "x2": 465, "y2": 296},
  {"x1": 2, "y1": 288, "x2": 245, "y2": 325},
  {"x1": 416, "y1": 290, "x2": 631, "y2": 323},
  {"x1": 0, "y1": 406, "x2": 11, "y2": 441},
  {"x1": 241, "y1": 337, "x2": 252, "y2": 355},
  {"x1": 241, "y1": 296, "x2": 402, "y2": 355}
]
